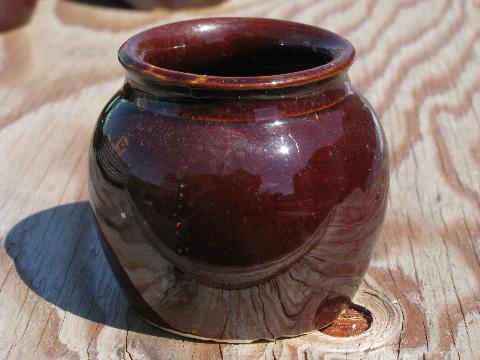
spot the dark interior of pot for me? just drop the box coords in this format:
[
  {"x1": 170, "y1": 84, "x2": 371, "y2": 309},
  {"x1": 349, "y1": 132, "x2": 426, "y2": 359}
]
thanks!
[
  {"x1": 146, "y1": 43, "x2": 333, "y2": 77},
  {"x1": 135, "y1": 19, "x2": 338, "y2": 77}
]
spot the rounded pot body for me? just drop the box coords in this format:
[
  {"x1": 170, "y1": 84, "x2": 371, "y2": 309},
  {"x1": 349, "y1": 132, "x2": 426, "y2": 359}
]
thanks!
[
  {"x1": 88, "y1": 18, "x2": 389, "y2": 342},
  {"x1": 0, "y1": 0, "x2": 36, "y2": 31}
]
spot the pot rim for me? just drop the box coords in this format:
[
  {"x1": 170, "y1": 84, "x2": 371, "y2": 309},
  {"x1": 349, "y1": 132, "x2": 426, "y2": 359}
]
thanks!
[{"x1": 118, "y1": 17, "x2": 355, "y2": 91}]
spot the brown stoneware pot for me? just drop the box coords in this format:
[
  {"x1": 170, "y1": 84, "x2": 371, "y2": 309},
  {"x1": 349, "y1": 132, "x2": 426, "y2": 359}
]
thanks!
[
  {"x1": 0, "y1": 0, "x2": 36, "y2": 31},
  {"x1": 88, "y1": 18, "x2": 389, "y2": 342}
]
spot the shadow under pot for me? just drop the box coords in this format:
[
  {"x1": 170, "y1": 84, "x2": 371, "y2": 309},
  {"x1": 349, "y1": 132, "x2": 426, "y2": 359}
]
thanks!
[{"x1": 88, "y1": 17, "x2": 389, "y2": 343}]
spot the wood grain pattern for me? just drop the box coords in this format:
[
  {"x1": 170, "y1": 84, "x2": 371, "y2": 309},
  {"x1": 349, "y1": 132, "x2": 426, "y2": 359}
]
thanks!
[{"x1": 0, "y1": 0, "x2": 479, "y2": 358}]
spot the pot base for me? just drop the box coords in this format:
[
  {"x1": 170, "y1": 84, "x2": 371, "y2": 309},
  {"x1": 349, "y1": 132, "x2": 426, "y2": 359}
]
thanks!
[{"x1": 136, "y1": 311, "x2": 343, "y2": 344}]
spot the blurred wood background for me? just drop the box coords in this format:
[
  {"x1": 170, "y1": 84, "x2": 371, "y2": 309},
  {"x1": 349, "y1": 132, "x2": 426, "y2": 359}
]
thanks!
[{"x1": 0, "y1": 0, "x2": 479, "y2": 358}]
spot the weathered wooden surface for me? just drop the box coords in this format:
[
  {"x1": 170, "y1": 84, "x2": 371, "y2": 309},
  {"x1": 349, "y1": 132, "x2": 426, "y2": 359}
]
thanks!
[{"x1": 0, "y1": 0, "x2": 479, "y2": 358}]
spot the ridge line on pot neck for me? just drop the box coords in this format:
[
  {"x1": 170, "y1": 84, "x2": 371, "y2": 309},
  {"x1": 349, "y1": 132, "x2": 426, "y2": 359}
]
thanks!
[{"x1": 118, "y1": 17, "x2": 355, "y2": 97}]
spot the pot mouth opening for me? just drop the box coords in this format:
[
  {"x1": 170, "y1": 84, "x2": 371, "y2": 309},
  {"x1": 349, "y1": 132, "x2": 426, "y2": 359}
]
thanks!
[{"x1": 119, "y1": 18, "x2": 355, "y2": 90}]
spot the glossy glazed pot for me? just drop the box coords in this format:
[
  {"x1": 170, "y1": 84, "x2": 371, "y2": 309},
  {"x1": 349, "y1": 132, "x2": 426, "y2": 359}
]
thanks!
[
  {"x1": 88, "y1": 18, "x2": 389, "y2": 342},
  {"x1": 0, "y1": 0, "x2": 36, "y2": 31}
]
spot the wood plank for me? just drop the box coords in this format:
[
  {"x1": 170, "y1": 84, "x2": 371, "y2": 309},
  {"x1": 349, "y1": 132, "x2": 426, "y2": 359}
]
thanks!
[{"x1": 0, "y1": 0, "x2": 479, "y2": 358}]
